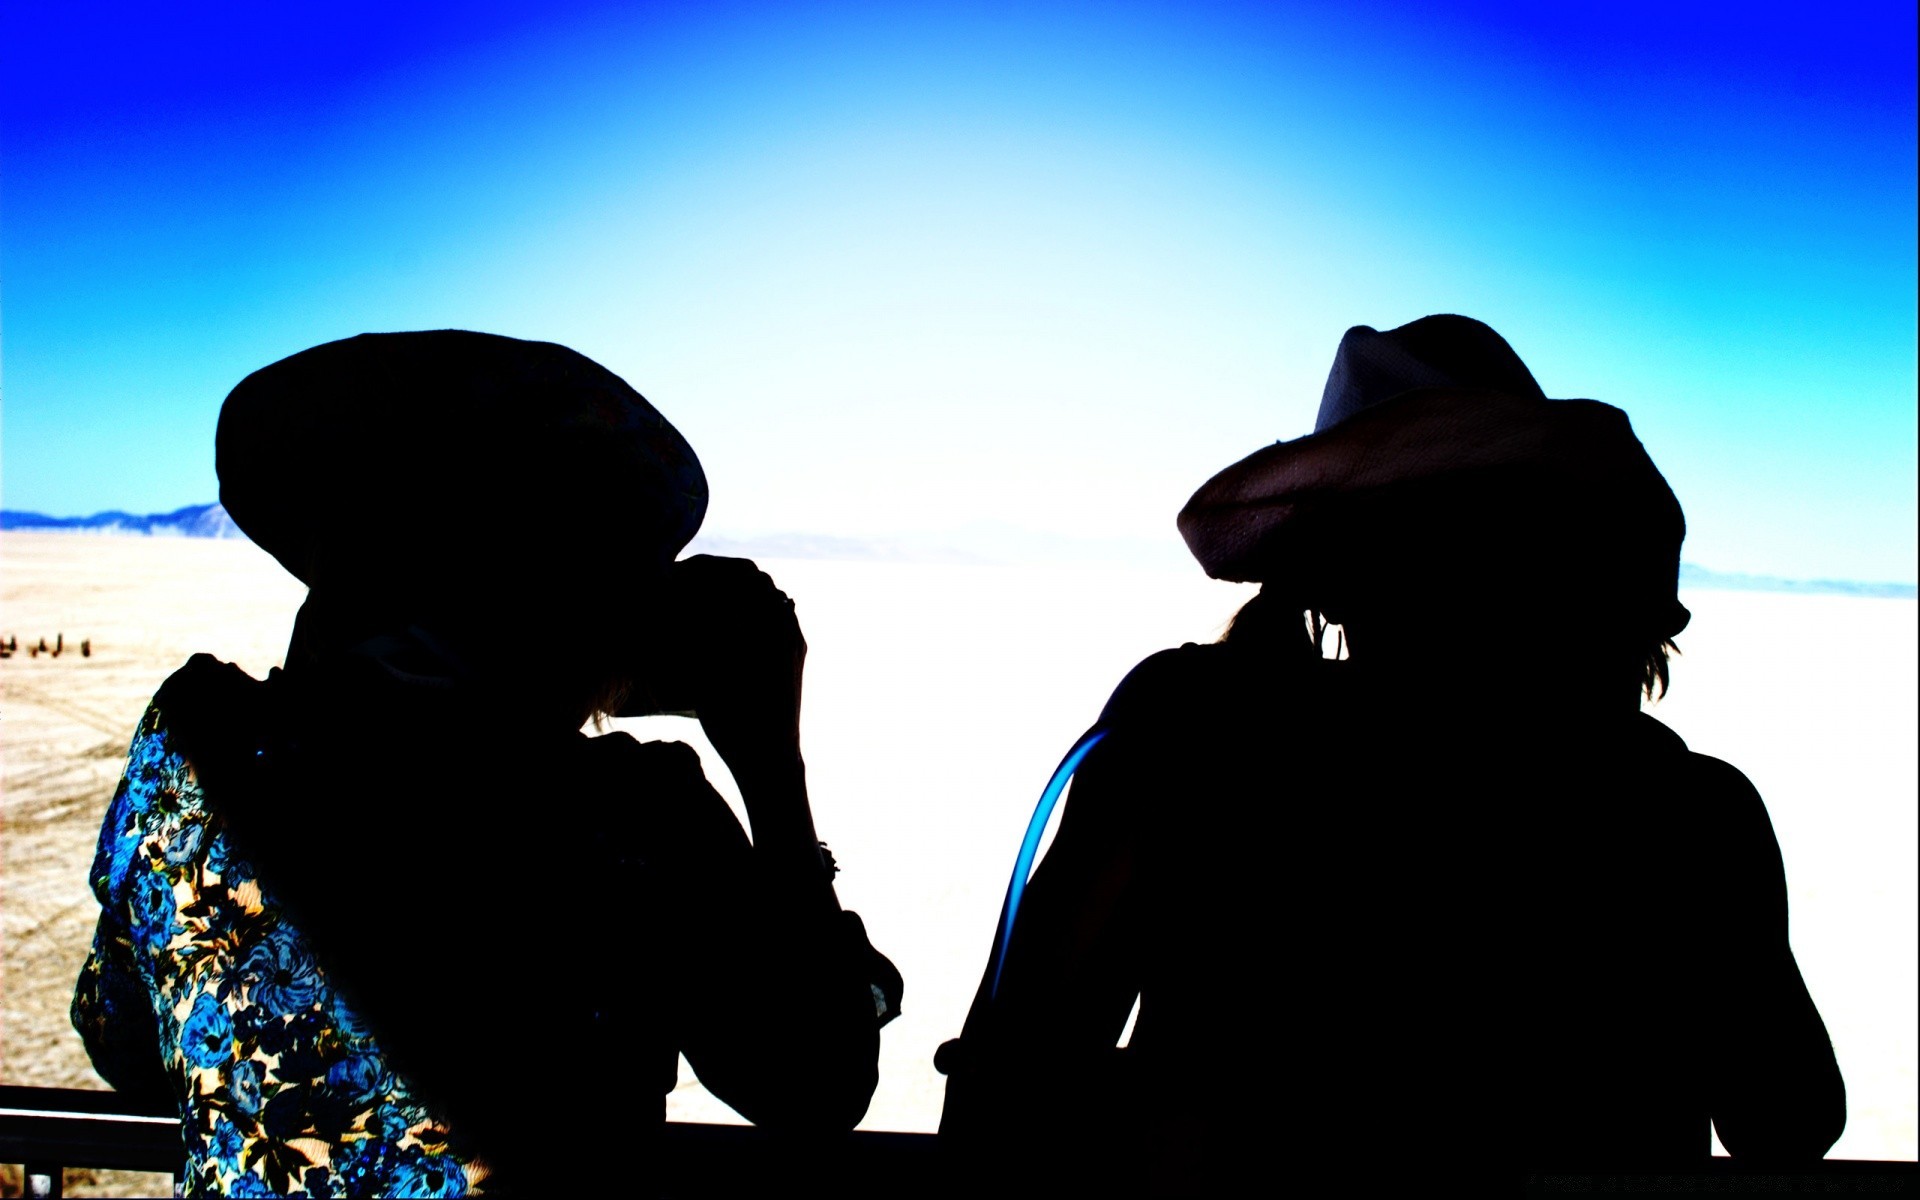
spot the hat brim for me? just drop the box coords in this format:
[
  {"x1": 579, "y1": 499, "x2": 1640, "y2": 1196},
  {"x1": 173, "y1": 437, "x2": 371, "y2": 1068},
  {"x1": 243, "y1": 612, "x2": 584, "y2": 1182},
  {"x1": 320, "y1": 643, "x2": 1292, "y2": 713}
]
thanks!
[{"x1": 1177, "y1": 387, "x2": 1689, "y2": 636}]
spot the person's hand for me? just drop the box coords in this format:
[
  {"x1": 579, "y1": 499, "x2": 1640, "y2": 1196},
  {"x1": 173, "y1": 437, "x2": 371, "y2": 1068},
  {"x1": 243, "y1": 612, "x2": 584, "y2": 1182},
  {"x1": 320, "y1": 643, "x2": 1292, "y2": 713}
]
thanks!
[
  {"x1": 658, "y1": 554, "x2": 807, "y2": 762},
  {"x1": 636, "y1": 556, "x2": 828, "y2": 870}
]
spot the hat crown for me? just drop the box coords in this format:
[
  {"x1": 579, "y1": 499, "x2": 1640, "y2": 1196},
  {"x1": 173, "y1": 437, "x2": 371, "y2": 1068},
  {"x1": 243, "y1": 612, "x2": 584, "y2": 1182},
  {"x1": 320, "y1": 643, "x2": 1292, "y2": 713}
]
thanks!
[
  {"x1": 217, "y1": 330, "x2": 707, "y2": 589},
  {"x1": 1316, "y1": 314, "x2": 1547, "y2": 432}
]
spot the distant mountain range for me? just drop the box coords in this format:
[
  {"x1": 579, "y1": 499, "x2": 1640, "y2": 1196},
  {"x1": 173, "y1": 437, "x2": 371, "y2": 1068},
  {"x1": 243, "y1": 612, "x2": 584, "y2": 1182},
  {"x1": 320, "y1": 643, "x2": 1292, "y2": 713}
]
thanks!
[
  {"x1": 3, "y1": 503, "x2": 1913, "y2": 598},
  {"x1": 1676, "y1": 563, "x2": 1915, "y2": 600},
  {"x1": 1, "y1": 502, "x2": 245, "y2": 538}
]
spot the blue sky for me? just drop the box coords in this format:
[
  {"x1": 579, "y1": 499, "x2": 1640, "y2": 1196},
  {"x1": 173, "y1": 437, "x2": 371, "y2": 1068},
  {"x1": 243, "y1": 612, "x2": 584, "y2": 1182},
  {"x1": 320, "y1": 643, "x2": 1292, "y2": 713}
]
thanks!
[{"x1": 3, "y1": 0, "x2": 1914, "y2": 581}]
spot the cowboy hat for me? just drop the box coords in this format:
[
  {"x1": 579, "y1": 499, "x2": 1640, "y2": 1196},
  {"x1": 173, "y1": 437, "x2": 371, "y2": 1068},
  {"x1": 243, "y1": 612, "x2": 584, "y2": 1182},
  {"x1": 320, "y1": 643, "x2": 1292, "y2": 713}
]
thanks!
[{"x1": 1177, "y1": 315, "x2": 1689, "y2": 638}]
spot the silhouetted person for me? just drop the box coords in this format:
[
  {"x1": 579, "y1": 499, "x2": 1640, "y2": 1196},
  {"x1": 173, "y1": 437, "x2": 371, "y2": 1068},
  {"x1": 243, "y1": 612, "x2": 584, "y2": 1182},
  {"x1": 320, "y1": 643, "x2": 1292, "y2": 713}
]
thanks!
[
  {"x1": 937, "y1": 316, "x2": 1844, "y2": 1190},
  {"x1": 73, "y1": 331, "x2": 901, "y2": 1195}
]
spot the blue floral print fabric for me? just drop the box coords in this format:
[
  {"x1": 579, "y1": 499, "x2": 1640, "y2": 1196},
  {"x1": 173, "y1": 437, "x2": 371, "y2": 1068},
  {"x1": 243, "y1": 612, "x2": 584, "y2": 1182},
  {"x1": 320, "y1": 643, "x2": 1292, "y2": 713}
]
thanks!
[{"x1": 73, "y1": 702, "x2": 485, "y2": 1197}]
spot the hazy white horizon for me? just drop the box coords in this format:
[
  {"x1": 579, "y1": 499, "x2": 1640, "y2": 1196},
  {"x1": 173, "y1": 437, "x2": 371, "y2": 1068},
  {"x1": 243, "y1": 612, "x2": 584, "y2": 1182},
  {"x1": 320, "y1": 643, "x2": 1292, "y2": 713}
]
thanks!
[{"x1": 3, "y1": 507, "x2": 1916, "y2": 594}]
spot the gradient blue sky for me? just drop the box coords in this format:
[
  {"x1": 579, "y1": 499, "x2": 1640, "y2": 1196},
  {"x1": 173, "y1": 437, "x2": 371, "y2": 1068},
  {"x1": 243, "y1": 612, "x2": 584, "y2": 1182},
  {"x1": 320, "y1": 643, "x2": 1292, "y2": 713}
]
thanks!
[{"x1": 4, "y1": 1, "x2": 1914, "y2": 581}]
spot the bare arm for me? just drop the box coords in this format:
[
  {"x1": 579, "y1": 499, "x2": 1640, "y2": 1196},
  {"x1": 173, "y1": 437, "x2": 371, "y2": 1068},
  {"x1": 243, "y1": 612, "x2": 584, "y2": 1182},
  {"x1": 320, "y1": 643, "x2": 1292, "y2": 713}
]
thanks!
[
  {"x1": 958, "y1": 737, "x2": 1146, "y2": 1048},
  {"x1": 632, "y1": 557, "x2": 894, "y2": 1131},
  {"x1": 1695, "y1": 755, "x2": 1846, "y2": 1162},
  {"x1": 940, "y1": 651, "x2": 1213, "y2": 1141}
]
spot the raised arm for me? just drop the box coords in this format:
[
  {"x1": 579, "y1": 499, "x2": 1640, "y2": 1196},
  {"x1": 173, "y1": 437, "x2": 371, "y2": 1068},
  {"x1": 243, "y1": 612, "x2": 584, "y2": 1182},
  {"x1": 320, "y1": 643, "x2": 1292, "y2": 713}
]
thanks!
[{"x1": 631, "y1": 556, "x2": 897, "y2": 1132}]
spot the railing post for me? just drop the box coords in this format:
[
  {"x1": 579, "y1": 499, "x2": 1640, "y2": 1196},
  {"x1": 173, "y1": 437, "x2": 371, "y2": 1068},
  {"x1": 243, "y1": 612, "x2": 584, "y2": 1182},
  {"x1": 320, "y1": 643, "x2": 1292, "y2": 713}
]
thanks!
[{"x1": 25, "y1": 1162, "x2": 62, "y2": 1199}]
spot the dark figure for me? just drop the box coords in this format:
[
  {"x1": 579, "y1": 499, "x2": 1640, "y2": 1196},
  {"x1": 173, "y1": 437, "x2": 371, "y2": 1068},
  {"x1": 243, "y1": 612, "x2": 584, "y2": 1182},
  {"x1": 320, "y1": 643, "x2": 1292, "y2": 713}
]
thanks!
[
  {"x1": 938, "y1": 316, "x2": 1843, "y2": 1190},
  {"x1": 81, "y1": 638, "x2": 92, "y2": 657},
  {"x1": 73, "y1": 332, "x2": 901, "y2": 1195}
]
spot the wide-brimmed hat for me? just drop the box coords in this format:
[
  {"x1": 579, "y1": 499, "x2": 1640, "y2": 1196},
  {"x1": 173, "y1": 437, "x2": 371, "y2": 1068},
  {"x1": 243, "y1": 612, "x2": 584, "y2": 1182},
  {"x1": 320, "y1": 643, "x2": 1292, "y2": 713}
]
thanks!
[
  {"x1": 217, "y1": 331, "x2": 707, "y2": 592},
  {"x1": 1178, "y1": 315, "x2": 1688, "y2": 638}
]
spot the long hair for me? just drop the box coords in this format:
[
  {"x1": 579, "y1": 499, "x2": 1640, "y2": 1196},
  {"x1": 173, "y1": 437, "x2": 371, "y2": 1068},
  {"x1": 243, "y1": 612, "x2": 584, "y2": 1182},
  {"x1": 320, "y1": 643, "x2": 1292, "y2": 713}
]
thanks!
[{"x1": 1219, "y1": 587, "x2": 1326, "y2": 659}]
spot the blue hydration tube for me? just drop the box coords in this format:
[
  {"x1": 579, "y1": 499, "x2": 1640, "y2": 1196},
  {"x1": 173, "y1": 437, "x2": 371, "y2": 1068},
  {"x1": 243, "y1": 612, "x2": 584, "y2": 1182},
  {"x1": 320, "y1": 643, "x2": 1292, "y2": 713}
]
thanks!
[{"x1": 988, "y1": 727, "x2": 1109, "y2": 1000}]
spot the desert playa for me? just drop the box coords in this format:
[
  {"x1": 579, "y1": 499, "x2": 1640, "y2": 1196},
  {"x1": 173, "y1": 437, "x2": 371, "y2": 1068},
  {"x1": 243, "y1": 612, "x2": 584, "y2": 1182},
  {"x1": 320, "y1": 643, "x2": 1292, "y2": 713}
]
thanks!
[{"x1": 4, "y1": 530, "x2": 1914, "y2": 1166}]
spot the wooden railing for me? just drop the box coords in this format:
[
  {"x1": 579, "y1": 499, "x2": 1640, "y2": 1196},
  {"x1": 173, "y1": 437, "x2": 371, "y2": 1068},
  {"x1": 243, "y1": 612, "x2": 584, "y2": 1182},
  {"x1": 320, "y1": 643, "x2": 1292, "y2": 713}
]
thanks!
[
  {"x1": 0, "y1": 1086, "x2": 937, "y2": 1197},
  {"x1": 5, "y1": 1086, "x2": 1916, "y2": 1197},
  {"x1": 0, "y1": 1087, "x2": 179, "y2": 1197}
]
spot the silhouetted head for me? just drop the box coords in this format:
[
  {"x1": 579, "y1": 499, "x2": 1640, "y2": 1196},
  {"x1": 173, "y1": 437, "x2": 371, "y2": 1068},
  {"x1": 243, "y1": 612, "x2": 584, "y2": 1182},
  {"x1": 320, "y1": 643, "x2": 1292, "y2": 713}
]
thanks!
[
  {"x1": 1196, "y1": 316, "x2": 1686, "y2": 700},
  {"x1": 218, "y1": 330, "x2": 707, "y2": 724}
]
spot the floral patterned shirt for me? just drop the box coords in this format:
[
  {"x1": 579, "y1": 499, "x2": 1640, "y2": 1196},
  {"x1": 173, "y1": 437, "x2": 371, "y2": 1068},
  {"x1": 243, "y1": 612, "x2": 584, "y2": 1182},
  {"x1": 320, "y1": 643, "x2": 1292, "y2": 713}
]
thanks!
[{"x1": 73, "y1": 702, "x2": 485, "y2": 1197}]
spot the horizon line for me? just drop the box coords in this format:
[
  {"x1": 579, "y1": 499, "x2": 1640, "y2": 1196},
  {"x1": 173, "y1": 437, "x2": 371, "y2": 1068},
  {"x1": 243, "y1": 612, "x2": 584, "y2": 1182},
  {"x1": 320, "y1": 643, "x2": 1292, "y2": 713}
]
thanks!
[{"x1": 2, "y1": 503, "x2": 1914, "y2": 598}]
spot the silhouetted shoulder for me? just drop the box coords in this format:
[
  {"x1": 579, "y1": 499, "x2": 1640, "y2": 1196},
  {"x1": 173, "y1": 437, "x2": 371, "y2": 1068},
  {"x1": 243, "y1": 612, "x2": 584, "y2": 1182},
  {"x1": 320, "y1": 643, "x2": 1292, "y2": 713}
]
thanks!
[
  {"x1": 1624, "y1": 716, "x2": 1784, "y2": 870},
  {"x1": 1099, "y1": 644, "x2": 1218, "y2": 720},
  {"x1": 586, "y1": 730, "x2": 705, "y2": 775},
  {"x1": 1678, "y1": 748, "x2": 1768, "y2": 812},
  {"x1": 1638, "y1": 716, "x2": 1776, "y2": 835},
  {"x1": 150, "y1": 653, "x2": 266, "y2": 759},
  {"x1": 1097, "y1": 641, "x2": 1311, "y2": 733}
]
